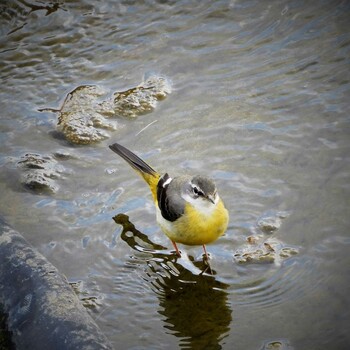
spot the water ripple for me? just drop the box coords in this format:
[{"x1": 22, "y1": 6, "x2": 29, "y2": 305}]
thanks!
[{"x1": 224, "y1": 234, "x2": 350, "y2": 310}]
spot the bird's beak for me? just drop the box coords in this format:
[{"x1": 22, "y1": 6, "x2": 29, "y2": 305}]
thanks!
[{"x1": 207, "y1": 194, "x2": 215, "y2": 204}]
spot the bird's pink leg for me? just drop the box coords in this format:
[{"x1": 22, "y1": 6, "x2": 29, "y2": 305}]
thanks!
[
  {"x1": 171, "y1": 241, "x2": 181, "y2": 257},
  {"x1": 202, "y1": 244, "x2": 213, "y2": 275},
  {"x1": 202, "y1": 244, "x2": 210, "y2": 260}
]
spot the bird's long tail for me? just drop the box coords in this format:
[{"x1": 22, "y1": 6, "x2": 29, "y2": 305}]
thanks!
[{"x1": 109, "y1": 143, "x2": 160, "y2": 201}]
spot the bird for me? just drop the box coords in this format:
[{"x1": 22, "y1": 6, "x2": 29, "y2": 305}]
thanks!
[{"x1": 109, "y1": 143, "x2": 229, "y2": 260}]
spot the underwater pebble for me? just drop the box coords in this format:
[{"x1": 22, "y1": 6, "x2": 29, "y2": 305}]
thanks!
[
  {"x1": 53, "y1": 150, "x2": 73, "y2": 160},
  {"x1": 233, "y1": 238, "x2": 298, "y2": 265},
  {"x1": 260, "y1": 339, "x2": 294, "y2": 350},
  {"x1": 247, "y1": 236, "x2": 259, "y2": 244},
  {"x1": 17, "y1": 153, "x2": 67, "y2": 194},
  {"x1": 257, "y1": 216, "x2": 282, "y2": 233},
  {"x1": 257, "y1": 211, "x2": 289, "y2": 233},
  {"x1": 279, "y1": 247, "x2": 298, "y2": 258}
]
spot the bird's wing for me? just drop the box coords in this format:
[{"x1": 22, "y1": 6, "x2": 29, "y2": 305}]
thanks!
[{"x1": 157, "y1": 174, "x2": 186, "y2": 222}]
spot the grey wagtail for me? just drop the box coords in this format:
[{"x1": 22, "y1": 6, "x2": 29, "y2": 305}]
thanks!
[{"x1": 109, "y1": 143, "x2": 229, "y2": 259}]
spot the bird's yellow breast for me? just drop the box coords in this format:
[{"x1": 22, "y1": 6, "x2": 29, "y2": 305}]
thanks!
[{"x1": 158, "y1": 199, "x2": 229, "y2": 246}]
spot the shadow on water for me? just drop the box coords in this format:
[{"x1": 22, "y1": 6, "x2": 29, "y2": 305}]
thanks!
[{"x1": 113, "y1": 214, "x2": 232, "y2": 350}]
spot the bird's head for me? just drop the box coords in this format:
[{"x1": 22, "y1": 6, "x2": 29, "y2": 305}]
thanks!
[{"x1": 181, "y1": 175, "x2": 219, "y2": 213}]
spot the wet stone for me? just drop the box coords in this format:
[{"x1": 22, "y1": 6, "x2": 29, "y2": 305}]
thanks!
[
  {"x1": 17, "y1": 153, "x2": 67, "y2": 194},
  {"x1": 113, "y1": 75, "x2": 172, "y2": 118},
  {"x1": 234, "y1": 237, "x2": 298, "y2": 264},
  {"x1": 53, "y1": 150, "x2": 73, "y2": 160},
  {"x1": 257, "y1": 211, "x2": 288, "y2": 233},
  {"x1": 236, "y1": 211, "x2": 297, "y2": 264},
  {"x1": 260, "y1": 339, "x2": 294, "y2": 350},
  {"x1": 279, "y1": 247, "x2": 298, "y2": 258},
  {"x1": 51, "y1": 75, "x2": 171, "y2": 145},
  {"x1": 57, "y1": 85, "x2": 116, "y2": 145}
]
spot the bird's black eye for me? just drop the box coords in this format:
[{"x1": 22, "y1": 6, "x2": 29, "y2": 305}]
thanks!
[{"x1": 193, "y1": 186, "x2": 203, "y2": 196}]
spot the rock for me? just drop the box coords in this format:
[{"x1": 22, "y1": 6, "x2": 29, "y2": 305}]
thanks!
[
  {"x1": 57, "y1": 85, "x2": 117, "y2": 145},
  {"x1": 17, "y1": 153, "x2": 67, "y2": 194},
  {"x1": 233, "y1": 237, "x2": 298, "y2": 265},
  {"x1": 0, "y1": 218, "x2": 113, "y2": 350},
  {"x1": 113, "y1": 75, "x2": 172, "y2": 118},
  {"x1": 49, "y1": 76, "x2": 171, "y2": 145},
  {"x1": 257, "y1": 211, "x2": 289, "y2": 233}
]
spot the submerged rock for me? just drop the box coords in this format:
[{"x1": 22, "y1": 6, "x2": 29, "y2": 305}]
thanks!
[
  {"x1": 69, "y1": 280, "x2": 102, "y2": 309},
  {"x1": 257, "y1": 211, "x2": 289, "y2": 233},
  {"x1": 234, "y1": 237, "x2": 298, "y2": 265},
  {"x1": 234, "y1": 210, "x2": 297, "y2": 264},
  {"x1": 57, "y1": 85, "x2": 117, "y2": 145},
  {"x1": 260, "y1": 339, "x2": 294, "y2": 350},
  {"x1": 17, "y1": 153, "x2": 67, "y2": 194},
  {"x1": 48, "y1": 75, "x2": 171, "y2": 145},
  {"x1": 112, "y1": 75, "x2": 172, "y2": 117}
]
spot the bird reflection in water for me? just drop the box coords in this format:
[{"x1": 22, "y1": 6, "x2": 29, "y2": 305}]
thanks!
[{"x1": 113, "y1": 214, "x2": 232, "y2": 349}]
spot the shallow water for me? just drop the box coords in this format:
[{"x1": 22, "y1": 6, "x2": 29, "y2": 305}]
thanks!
[{"x1": 1, "y1": 0, "x2": 350, "y2": 349}]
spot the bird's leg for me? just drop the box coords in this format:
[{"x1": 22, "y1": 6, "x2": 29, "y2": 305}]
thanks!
[
  {"x1": 201, "y1": 244, "x2": 213, "y2": 275},
  {"x1": 171, "y1": 240, "x2": 181, "y2": 257},
  {"x1": 202, "y1": 244, "x2": 210, "y2": 260}
]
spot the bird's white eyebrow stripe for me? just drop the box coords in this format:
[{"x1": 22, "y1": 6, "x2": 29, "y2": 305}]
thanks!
[{"x1": 162, "y1": 177, "x2": 172, "y2": 187}]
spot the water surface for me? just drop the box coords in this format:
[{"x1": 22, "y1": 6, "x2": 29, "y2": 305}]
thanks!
[{"x1": 1, "y1": 1, "x2": 350, "y2": 349}]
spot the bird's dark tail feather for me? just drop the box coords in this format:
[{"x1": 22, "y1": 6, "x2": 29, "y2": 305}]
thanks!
[{"x1": 109, "y1": 143, "x2": 158, "y2": 177}]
